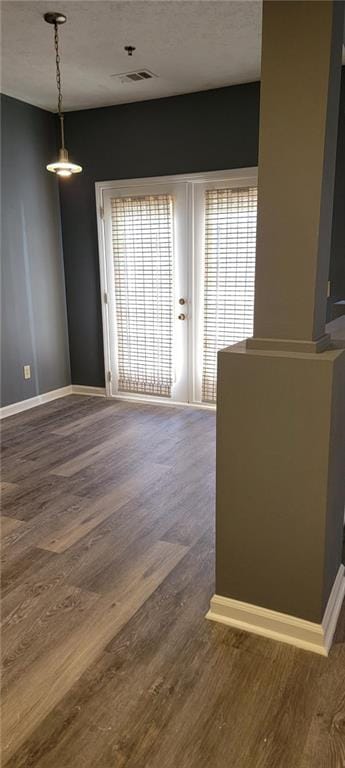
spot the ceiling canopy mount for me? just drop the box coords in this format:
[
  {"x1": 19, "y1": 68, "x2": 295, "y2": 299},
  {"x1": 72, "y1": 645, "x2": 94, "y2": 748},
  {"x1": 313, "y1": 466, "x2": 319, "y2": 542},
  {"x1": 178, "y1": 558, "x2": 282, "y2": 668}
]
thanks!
[{"x1": 44, "y1": 12, "x2": 66, "y2": 25}]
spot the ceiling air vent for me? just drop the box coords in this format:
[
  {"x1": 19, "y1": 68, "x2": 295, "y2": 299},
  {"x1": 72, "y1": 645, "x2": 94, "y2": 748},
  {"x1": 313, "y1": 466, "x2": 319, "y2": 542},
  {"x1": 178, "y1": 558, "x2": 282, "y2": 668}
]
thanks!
[{"x1": 111, "y1": 69, "x2": 158, "y2": 84}]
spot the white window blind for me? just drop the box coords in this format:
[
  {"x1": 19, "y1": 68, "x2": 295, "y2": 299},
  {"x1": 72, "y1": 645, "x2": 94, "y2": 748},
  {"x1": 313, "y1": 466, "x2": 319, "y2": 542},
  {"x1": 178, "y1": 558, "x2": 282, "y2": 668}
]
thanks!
[
  {"x1": 202, "y1": 186, "x2": 257, "y2": 403},
  {"x1": 111, "y1": 194, "x2": 174, "y2": 397}
]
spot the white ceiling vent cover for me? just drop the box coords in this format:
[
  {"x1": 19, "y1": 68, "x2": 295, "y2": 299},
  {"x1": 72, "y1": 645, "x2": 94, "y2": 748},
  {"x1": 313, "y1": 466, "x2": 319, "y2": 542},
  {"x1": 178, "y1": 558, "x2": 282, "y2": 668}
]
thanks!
[{"x1": 111, "y1": 69, "x2": 158, "y2": 84}]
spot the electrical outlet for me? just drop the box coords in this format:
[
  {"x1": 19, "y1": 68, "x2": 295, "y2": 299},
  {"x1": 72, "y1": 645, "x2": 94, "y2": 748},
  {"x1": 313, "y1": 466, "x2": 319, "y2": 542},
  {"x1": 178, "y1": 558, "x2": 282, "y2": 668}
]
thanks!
[{"x1": 23, "y1": 364, "x2": 31, "y2": 380}]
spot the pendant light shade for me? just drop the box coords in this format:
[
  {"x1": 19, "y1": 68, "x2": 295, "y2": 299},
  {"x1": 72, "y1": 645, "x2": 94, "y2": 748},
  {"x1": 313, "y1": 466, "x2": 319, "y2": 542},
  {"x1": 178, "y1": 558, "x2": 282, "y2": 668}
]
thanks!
[
  {"x1": 44, "y1": 12, "x2": 82, "y2": 178},
  {"x1": 46, "y1": 135, "x2": 82, "y2": 177}
]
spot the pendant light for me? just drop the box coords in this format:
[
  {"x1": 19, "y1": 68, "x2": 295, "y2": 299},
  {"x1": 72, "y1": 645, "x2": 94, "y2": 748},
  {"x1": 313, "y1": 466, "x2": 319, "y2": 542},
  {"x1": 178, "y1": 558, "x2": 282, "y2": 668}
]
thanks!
[{"x1": 44, "y1": 11, "x2": 82, "y2": 177}]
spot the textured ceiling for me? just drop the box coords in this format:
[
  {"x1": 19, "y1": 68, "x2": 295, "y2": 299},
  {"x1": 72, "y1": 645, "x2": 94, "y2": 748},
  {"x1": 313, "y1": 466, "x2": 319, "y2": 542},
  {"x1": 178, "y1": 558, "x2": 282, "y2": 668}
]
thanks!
[{"x1": 1, "y1": 0, "x2": 262, "y2": 111}]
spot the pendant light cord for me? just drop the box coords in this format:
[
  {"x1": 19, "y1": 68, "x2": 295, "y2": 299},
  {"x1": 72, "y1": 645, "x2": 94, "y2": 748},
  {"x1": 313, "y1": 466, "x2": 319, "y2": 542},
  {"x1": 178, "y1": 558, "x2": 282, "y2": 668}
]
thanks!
[{"x1": 54, "y1": 21, "x2": 65, "y2": 148}]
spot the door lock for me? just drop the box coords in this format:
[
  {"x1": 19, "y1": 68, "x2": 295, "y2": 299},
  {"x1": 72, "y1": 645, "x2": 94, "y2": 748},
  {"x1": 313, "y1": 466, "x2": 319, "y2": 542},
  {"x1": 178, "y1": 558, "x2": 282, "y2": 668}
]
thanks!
[
  {"x1": 179, "y1": 298, "x2": 186, "y2": 305},
  {"x1": 178, "y1": 313, "x2": 186, "y2": 320}
]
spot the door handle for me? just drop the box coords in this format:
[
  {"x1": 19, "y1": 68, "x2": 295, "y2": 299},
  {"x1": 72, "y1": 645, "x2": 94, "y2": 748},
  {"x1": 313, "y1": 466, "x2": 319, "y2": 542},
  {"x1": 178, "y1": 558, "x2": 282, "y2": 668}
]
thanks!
[
  {"x1": 178, "y1": 313, "x2": 186, "y2": 320},
  {"x1": 179, "y1": 298, "x2": 186, "y2": 305}
]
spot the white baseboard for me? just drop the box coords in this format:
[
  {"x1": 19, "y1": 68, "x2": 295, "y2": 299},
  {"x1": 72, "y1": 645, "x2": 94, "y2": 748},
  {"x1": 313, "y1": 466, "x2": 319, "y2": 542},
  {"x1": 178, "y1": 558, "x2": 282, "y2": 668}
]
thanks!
[
  {"x1": 206, "y1": 564, "x2": 345, "y2": 656},
  {"x1": 71, "y1": 385, "x2": 106, "y2": 397},
  {"x1": 0, "y1": 384, "x2": 107, "y2": 419},
  {"x1": 321, "y1": 565, "x2": 345, "y2": 652},
  {"x1": 0, "y1": 386, "x2": 73, "y2": 419},
  {"x1": 105, "y1": 393, "x2": 215, "y2": 410}
]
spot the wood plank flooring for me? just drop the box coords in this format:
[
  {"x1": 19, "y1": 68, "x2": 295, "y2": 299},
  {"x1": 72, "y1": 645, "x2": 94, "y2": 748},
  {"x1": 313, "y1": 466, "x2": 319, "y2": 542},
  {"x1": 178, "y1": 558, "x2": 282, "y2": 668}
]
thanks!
[{"x1": 1, "y1": 395, "x2": 344, "y2": 768}]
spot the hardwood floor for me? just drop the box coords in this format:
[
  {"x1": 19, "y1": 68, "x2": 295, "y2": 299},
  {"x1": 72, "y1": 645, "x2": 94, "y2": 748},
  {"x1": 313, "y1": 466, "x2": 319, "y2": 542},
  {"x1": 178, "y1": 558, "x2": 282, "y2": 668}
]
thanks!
[{"x1": 1, "y1": 395, "x2": 344, "y2": 768}]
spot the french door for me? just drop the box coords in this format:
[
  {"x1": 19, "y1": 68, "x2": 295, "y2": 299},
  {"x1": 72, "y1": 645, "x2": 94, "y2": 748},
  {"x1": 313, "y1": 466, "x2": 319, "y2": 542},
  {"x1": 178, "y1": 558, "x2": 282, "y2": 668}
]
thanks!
[{"x1": 97, "y1": 169, "x2": 257, "y2": 406}]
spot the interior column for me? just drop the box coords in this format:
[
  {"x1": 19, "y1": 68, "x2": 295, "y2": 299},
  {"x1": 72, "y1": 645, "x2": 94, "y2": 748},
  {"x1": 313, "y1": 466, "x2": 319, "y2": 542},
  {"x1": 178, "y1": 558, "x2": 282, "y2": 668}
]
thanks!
[{"x1": 208, "y1": 0, "x2": 345, "y2": 655}]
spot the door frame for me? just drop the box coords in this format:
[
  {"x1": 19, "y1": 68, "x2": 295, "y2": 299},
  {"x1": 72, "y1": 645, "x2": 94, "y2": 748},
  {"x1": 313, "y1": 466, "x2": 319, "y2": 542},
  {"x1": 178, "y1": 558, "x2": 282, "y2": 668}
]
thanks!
[{"x1": 95, "y1": 167, "x2": 258, "y2": 407}]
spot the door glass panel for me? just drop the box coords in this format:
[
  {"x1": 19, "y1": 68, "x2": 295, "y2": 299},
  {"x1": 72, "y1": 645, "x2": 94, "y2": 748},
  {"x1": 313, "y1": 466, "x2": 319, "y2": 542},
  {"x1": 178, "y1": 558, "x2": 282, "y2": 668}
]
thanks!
[
  {"x1": 111, "y1": 193, "x2": 174, "y2": 397},
  {"x1": 202, "y1": 186, "x2": 257, "y2": 403}
]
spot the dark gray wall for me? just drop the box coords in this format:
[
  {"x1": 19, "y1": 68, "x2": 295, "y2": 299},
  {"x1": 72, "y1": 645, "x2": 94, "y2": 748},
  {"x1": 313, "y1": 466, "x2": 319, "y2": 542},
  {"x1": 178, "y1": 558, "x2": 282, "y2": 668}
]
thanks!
[
  {"x1": 59, "y1": 72, "x2": 344, "y2": 386},
  {"x1": 59, "y1": 83, "x2": 260, "y2": 387},
  {"x1": 1, "y1": 94, "x2": 71, "y2": 407}
]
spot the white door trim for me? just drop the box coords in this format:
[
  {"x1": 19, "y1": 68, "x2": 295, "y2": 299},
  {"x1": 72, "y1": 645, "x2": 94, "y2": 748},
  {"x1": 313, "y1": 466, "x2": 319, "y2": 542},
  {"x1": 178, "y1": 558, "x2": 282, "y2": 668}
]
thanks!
[
  {"x1": 95, "y1": 167, "x2": 258, "y2": 407},
  {"x1": 96, "y1": 168, "x2": 258, "y2": 192}
]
